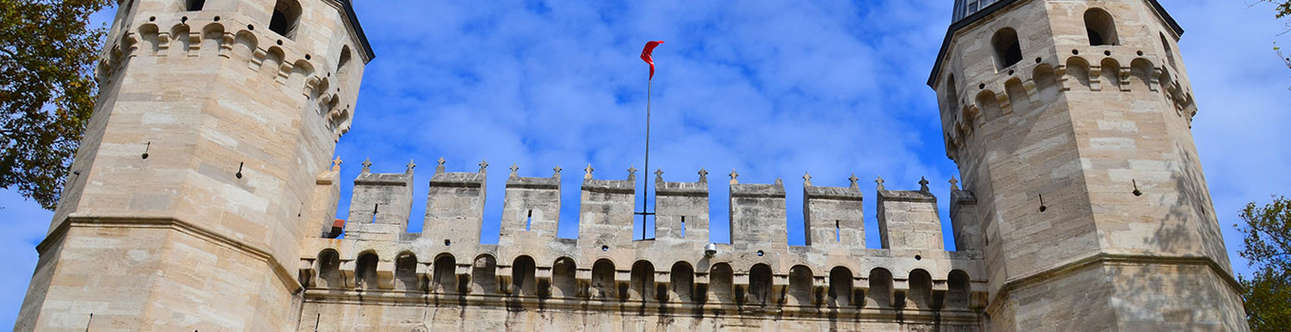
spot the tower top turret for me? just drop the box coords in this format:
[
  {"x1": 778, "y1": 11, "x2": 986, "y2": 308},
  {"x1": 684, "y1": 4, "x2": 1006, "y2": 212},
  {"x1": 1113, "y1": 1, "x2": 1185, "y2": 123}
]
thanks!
[{"x1": 932, "y1": 0, "x2": 1183, "y2": 86}]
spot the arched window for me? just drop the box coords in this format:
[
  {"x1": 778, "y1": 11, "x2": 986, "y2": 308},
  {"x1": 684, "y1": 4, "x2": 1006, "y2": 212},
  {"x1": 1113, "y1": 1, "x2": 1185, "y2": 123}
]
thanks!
[
  {"x1": 908, "y1": 269, "x2": 934, "y2": 309},
  {"x1": 709, "y1": 263, "x2": 734, "y2": 303},
  {"x1": 268, "y1": 0, "x2": 301, "y2": 39},
  {"x1": 1160, "y1": 32, "x2": 1177, "y2": 69},
  {"x1": 591, "y1": 259, "x2": 617, "y2": 300},
  {"x1": 670, "y1": 262, "x2": 694, "y2": 302},
  {"x1": 317, "y1": 249, "x2": 341, "y2": 288},
  {"x1": 991, "y1": 28, "x2": 1023, "y2": 69},
  {"x1": 433, "y1": 254, "x2": 457, "y2": 293},
  {"x1": 355, "y1": 251, "x2": 378, "y2": 289},
  {"x1": 630, "y1": 261, "x2": 655, "y2": 301},
  {"x1": 1084, "y1": 8, "x2": 1119, "y2": 46},
  {"x1": 185, "y1": 0, "x2": 205, "y2": 11},
  {"x1": 552, "y1": 257, "x2": 577, "y2": 298},
  {"x1": 471, "y1": 254, "x2": 497, "y2": 294},
  {"x1": 947, "y1": 270, "x2": 971, "y2": 308},
  {"x1": 748, "y1": 264, "x2": 773, "y2": 306},
  {"x1": 829, "y1": 266, "x2": 853, "y2": 307},
  {"x1": 868, "y1": 268, "x2": 893, "y2": 308},
  {"x1": 337, "y1": 45, "x2": 352, "y2": 76},
  {"x1": 512, "y1": 256, "x2": 537, "y2": 296},
  {"x1": 788, "y1": 265, "x2": 813, "y2": 305},
  {"x1": 395, "y1": 252, "x2": 419, "y2": 291}
]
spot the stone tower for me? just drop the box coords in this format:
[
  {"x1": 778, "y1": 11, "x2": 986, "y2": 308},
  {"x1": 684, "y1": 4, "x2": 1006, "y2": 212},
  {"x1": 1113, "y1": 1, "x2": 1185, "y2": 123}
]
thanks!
[
  {"x1": 931, "y1": 0, "x2": 1245, "y2": 330},
  {"x1": 15, "y1": 0, "x2": 370, "y2": 330}
]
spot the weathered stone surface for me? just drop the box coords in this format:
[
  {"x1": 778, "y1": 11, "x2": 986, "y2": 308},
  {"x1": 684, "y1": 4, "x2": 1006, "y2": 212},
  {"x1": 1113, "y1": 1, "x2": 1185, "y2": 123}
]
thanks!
[{"x1": 16, "y1": 0, "x2": 1246, "y2": 331}]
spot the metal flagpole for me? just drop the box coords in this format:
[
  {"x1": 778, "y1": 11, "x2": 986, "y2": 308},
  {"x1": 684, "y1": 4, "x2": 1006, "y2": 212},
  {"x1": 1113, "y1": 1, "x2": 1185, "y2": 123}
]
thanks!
[{"x1": 638, "y1": 78, "x2": 654, "y2": 240}]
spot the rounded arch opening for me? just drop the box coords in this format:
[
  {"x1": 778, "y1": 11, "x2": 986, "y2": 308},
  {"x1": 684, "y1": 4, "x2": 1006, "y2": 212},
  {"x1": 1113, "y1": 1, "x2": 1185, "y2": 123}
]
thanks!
[
  {"x1": 471, "y1": 254, "x2": 497, "y2": 294},
  {"x1": 788, "y1": 265, "x2": 814, "y2": 306},
  {"x1": 709, "y1": 263, "x2": 734, "y2": 304},
  {"x1": 316, "y1": 249, "x2": 341, "y2": 288},
  {"x1": 908, "y1": 269, "x2": 934, "y2": 309},
  {"x1": 337, "y1": 45, "x2": 353, "y2": 76},
  {"x1": 868, "y1": 268, "x2": 893, "y2": 308},
  {"x1": 1160, "y1": 32, "x2": 1177, "y2": 69},
  {"x1": 829, "y1": 266, "x2": 854, "y2": 307},
  {"x1": 1084, "y1": 8, "x2": 1119, "y2": 46},
  {"x1": 184, "y1": 0, "x2": 205, "y2": 11},
  {"x1": 947, "y1": 270, "x2": 971, "y2": 308},
  {"x1": 669, "y1": 261, "x2": 695, "y2": 302},
  {"x1": 432, "y1": 253, "x2": 457, "y2": 294},
  {"x1": 394, "y1": 251, "x2": 419, "y2": 291},
  {"x1": 630, "y1": 260, "x2": 656, "y2": 301},
  {"x1": 991, "y1": 28, "x2": 1023, "y2": 69},
  {"x1": 591, "y1": 259, "x2": 617, "y2": 300},
  {"x1": 355, "y1": 251, "x2": 379, "y2": 289},
  {"x1": 268, "y1": 0, "x2": 301, "y2": 39},
  {"x1": 748, "y1": 264, "x2": 773, "y2": 306},
  {"x1": 511, "y1": 255, "x2": 537, "y2": 296},
  {"x1": 551, "y1": 257, "x2": 577, "y2": 298}
]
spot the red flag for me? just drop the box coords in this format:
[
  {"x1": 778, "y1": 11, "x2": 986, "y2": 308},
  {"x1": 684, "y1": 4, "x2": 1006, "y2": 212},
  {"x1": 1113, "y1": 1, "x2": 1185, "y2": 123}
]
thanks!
[{"x1": 641, "y1": 40, "x2": 664, "y2": 80}]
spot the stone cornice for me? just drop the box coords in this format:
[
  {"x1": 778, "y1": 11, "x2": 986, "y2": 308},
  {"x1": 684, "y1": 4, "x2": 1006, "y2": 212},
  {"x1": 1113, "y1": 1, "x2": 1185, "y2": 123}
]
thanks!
[
  {"x1": 37, "y1": 215, "x2": 302, "y2": 293},
  {"x1": 986, "y1": 252, "x2": 1244, "y2": 313},
  {"x1": 300, "y1": 289, "x2": 984, "y2": 324}
]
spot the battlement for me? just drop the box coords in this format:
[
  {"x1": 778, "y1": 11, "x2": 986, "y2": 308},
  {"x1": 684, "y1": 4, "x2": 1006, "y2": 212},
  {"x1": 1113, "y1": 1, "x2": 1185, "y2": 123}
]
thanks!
[
  {"x1": 95, "y1": 13, "x2": 362, "y2": 141},
  {"x1": 294, "y1": 159, "x2": 987, "y2": 321}
]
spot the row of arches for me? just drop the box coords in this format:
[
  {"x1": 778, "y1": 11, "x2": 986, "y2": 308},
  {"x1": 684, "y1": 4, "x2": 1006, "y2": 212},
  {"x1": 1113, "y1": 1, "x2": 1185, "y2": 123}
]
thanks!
[
  {"x1": 110, "y1": 20, "x2": 356, "y2": 140},
  {"x1": 179, "y1": 0, "x2": 301, "y2": 39},
  {"x1": 313, "y1": 250, "x2": 974, "y2": 309},
  {"x1": 988, "y1": 8, "x2": 1166, "y2": 70}
]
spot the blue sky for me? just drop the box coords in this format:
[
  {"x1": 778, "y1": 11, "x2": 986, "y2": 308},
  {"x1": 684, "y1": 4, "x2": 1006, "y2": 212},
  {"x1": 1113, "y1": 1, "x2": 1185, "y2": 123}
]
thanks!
[{"x1": 1, "y1": 0, "x2": 1290, "y2": 327}]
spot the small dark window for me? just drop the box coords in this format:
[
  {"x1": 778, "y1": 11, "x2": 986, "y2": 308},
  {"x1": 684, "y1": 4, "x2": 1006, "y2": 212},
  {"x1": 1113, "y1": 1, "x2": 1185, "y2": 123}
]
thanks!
[
  {"x1": 268, "y1": 0, "x2": 301, "y2": 39},
  {"x1": 355, "y1": 252, "x2": 378, "y2": 289},
  {"x1": 1160, "y1": 33, "x2": 1177, "y2": 69},
  {"x1": 337, "y1": 46, "x2": 352, "y2": 73},
  {"x1": 185, "y1": 0, "x2": 205, "y2": 11},
  {"x1": 992, "y1": 28, "x2": 1023, "y2": 69},
  {"x1": 1084, "y1": 8, "x2": 1119, "y2": 46}
]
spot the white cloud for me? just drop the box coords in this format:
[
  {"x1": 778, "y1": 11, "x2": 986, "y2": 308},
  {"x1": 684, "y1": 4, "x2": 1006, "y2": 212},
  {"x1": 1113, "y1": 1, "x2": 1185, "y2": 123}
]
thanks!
[{"x1": 0, "y1": 0, "x2": 1287, "y2": 325}]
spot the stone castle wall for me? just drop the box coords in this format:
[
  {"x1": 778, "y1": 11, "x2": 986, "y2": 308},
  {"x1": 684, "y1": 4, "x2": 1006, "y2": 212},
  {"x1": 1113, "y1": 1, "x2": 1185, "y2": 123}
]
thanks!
[{"x1": 294, "y1": 162, "x2": 987, "y2": 330}]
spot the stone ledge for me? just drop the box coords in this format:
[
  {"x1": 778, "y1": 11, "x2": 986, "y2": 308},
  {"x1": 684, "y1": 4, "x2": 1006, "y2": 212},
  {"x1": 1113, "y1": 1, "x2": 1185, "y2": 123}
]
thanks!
[
  {"x1": 300, "y1": 289, "x2": 984, "y2": 324},
  {"x1": 988, "y1": 252, "x2": 1244, "y2": 312},
  {"x1": 38, "y1": 214, "x2": 302, "y2": 293}
]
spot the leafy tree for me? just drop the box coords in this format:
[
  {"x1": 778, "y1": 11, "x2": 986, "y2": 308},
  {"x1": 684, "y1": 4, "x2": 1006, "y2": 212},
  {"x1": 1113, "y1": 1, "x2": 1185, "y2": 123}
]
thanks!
[
  {"x1": 1236, "y1": 196, "x2": 1291, "y2": 331},
  {"x1": 1271, "y1": 1, "x2": 1291, "y2": 69},
  {"x1": 0, "y1": 0, "x2": 112, "y2": 209},
  {"x1": 1269, "y1": 0, "x2": 1291, "y2": 18}
]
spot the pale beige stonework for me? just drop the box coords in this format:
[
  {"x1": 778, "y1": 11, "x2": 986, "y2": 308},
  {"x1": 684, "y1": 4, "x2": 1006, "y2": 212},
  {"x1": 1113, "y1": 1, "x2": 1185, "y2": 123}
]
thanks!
[{"x1": 15, "y1": 0, "x2": 1245, "y2": 331}]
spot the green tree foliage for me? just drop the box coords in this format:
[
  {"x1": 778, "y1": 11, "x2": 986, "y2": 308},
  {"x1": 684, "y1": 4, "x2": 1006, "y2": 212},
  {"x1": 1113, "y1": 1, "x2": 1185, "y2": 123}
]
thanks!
[
  {"x1": 1270, "y1": 0, "x2": 1291, "y2": 18},
  {"x1": 0, "y1": 0, "x2": 112, "y2": 209},
  {"x1": 1236, "y1": 196, "x2": 1291, "y2": 331},
  {"x1": 1272, "y1": 1, "x2": 1291, "y2": 69}
]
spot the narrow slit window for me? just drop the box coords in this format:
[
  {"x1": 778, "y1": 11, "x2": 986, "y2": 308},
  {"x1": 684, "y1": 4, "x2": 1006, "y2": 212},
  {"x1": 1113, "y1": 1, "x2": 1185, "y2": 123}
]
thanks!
[
  {"x1": 681, "y1": 216, "x2": 687, "y2": 238},
  {"x1": 371, "y1": 204, "x2": 378, "y2": 223},
  {"x1": 525, "y1": 210, "x2": 533, "y2": 231},
  {"x1": 835, "y1": 220, "x2": 841, "y2": 242}
]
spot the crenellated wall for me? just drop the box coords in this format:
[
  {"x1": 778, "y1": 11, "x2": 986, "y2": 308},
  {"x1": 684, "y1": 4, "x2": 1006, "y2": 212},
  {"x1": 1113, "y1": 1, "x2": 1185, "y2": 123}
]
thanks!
[{"x1": 293, "y1": 160, "x2": 988, "y2": 330}]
